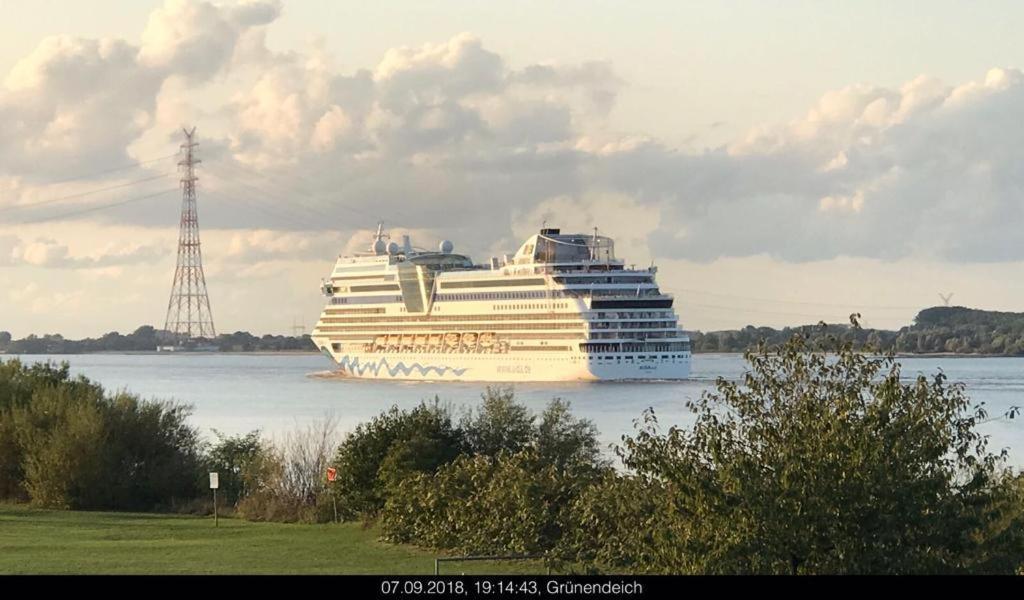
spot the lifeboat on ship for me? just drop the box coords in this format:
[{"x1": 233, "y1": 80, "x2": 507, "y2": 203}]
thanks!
[
  {"x1": 413, "y1": 334, "x2": 428, "y2": 348},
  {"x1": 428, "y1": 333, "x2": 443, "y2": 349},
  {"x1": 462, "y1": 332, "x2": 479, "y2": 348},
  {"x1": 479, "y1": 332, "x2": 496, "y2": 347},
  {"x1": 444, "y1": 332, "x2": 461, "y2": 347}
]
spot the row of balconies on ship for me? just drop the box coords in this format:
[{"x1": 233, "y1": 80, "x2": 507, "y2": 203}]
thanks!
[
  {"x1": 587, "y1": 331, "x2": 687, "y2": 340},
  {"x1": 314, "y1": 321, "x2": 681, "y2": 332}
]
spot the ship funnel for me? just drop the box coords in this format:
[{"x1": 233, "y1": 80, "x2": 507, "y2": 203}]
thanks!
[{"x1": 402, "y1": 235, "x2": 412, "y2": 255}]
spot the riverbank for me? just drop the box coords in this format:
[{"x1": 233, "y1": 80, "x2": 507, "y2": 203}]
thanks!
[{"x1": 0, "y1": 505, "x2": 543, "y2": 575}]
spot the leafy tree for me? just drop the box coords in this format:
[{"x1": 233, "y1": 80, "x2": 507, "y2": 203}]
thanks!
[
  {"x1": 615, "y1": 329, "x2": 1024, "y2": 574},
  {"x1": 560, "y1": 473, "x2": 681, "y2": 573},
  {"x1": 380, "y1": 398, "x2": 609, "y2": 557},
  {"x1": 0, "y1": 359, "x2": 202, "y2": 510},
  {"x1": 331, "y1": 399, "x2": 465, "y2": 518},
  {"x1": 460, "y1": 386, "x2": 535, "y2": 457},
  {"x1": 536, "y1": 399, "x2": 605, "y2": 472},
  {"x1": 381, "y1": 450, "x2": 597, "y2": 557},
  {"x1": 206, "y1": 430, "x2": 266, "y2": 506}
]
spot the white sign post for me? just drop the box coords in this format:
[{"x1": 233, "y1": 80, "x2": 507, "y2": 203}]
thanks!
[{"x1": 209, "y1": 472, "x2": 219, "y2": 528}]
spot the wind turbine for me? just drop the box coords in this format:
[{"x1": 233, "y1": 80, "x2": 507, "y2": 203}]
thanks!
[{"x1": 938, "y1": 292, "x2": 954, "y2": 307}]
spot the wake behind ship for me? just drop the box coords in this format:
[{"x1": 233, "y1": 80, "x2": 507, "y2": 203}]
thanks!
[{"x1": 311, "y1": 226, "x2": 691, "y2": 381}]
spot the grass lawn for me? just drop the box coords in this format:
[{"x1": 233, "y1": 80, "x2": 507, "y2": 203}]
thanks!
[{"x1": 0, "y1": 504, "x2": 545, "y2": 575}]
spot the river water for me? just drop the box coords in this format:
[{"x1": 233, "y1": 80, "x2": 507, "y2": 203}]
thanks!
[{"x1": 8, "y1": 353, "x2": 1024, "y2": 466}]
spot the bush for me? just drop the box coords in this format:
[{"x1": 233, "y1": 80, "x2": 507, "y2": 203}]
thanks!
[
  {"x1": 608, "y1": 331, "x2": 1024, "y2": 574},
  {"x1": 559, "y1": 474, "x2": 685, "y2": 573},
  {"x1": 535, "y1": 399, "x2": 605, "y2": 473},
  {"x1": 381, "y1": 450, "x2": 599, "y2": 556},
  {"x1": 460, "y1": 386, "x2": 534, "y2": 457},
  {"x1": 0, "y1": 360, "x2": 103, "y2": 500},
  {"x1": 1, "y1": 359, "x2": 202, "y2": 510},
  {"x1": 206, "y1": 430, "x2": 266, "y2": 507},
  {"x1": 331, "y1": 400, "x2": 465, "y2": 519},
  {"x1": 236, "y1": 417, "x2": 339, "y2": 523},
  {"x1": 379, "y1": 396, "x2": 608, "y2": 556}
]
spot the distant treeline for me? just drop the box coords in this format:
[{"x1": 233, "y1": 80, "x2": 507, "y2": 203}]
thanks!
[
  {"x1": 5, "y1": 305, "x2": 1024, "y2": 355},
  {"x1": 691, "y1": 306, "x2": 1024, "y2": 355},
  {"x1": 0, "y1": 326, "x2": 312, "y2": 354}
]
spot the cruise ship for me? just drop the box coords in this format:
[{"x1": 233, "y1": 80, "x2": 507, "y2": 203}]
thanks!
[{"x1": 310, "y1": 225, "x2": 691, "y2": 381}]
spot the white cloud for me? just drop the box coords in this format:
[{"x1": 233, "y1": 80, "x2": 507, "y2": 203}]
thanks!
[{"x1": 3, "y1": 236, "x2": 169, "y2": 269}]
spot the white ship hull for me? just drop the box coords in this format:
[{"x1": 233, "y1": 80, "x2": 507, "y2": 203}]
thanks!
[{"x1": 320, "y1": 348, "x2": 691, "y2": 382}]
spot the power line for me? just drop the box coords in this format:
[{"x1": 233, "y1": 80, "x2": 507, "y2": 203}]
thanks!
[
  {"x1": 202, "y1": 170, "x2": 340, "y2": 227},
  {"x1": 31, "y1": 153, "x2": 179, "y2": 186},
  {"x1": 17, "y1": 187, "x2": 179, "y2": 225},
  {"x1": 201, "y1": 188, "x2": 325, "y2": 232},
  {"x1": 206, "y1": 157, "x2": 409, "y2": 224},
  {"x1": 202, "y1": 174, "x2": 342, "y2": 231},
  {"x1": 0, "y1": 172, "x2": 176, "y2": 215}
]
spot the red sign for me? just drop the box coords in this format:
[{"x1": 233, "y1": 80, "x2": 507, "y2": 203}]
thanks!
[{"x1": 326, "y1": 467, "x2": 337, "y2": 482}]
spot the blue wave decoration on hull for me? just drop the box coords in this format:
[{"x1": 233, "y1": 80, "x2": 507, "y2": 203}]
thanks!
[{"x1": 335, "y1": 355, "x2": 468, "y2": 378}]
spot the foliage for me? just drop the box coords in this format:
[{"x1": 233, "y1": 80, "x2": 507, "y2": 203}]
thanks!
[
  {"x1": 690, "y1": 305, "x2": 1024, "y2": 355},
  {"x1": 381, "y1": 450, "x2": 601, "y2": 557},
  {"x1": 0, "y1": 325, "x2": 311, "y2": 354},
  {"x1": 559, "y1": 474, "x2": 682, "y2": 573},
  {"x1": 460, "y1": 386, "x2": 535, "y2": 457},
  {"x1": 206, "y1": 430, "x2": 266, "y2": 506},
  {"x1": 0, "y1": 359, "x2": 202, "y2": 510},
  {"x1": 379, "y1": 395, "x2": 608, "y2": 556},
  {"x1": 0, "y1": 360, "x2": 103, "y2": 500},
  {"x1": 236, "y1": 417, "x2": 340, "y2": 523},
  {"x1": 611, "y1": 330, "x2": 1024, "y2": 574},
  {"x1": 330, "y1": 399, "x2": 465, "y2": 519},
  {"x1": 535, "y1": 398, "x2": 605, "y2": 472}
]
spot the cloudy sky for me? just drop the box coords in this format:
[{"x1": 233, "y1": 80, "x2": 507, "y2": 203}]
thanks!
[{"x1": 3, "y1": 0, "x2": 1024, "y2": 337}]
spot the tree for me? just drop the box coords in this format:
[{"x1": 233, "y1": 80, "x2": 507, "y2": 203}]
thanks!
[
  {"x1": 331, "y1": 400, "x2": 465, "y2": 518},
  {"x1": 535, "y1": 399, "x2": 605, "y2": 472},
  {"x1": 206, "y1": 430, "x2": 266, "y2": 506},
  {"x1": 460, "y1": 386, "x2": 534, "y2": 457},
  {"x1": 616, "y1": 329, "x2": 1024, "y2": 574}
]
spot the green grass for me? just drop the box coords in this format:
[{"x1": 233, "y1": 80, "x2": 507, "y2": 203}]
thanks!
[{"x1": 0, "y1": 504, "x2": 544, "y2": 574}]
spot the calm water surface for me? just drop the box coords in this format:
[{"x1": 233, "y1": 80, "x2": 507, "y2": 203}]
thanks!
[{"x1": 10, "y1": 353, "x2": 1024, "y2": 466}]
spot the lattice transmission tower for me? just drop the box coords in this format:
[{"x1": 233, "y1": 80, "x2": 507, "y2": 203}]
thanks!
[{"x1": 164, "y1": 127, "x2": 216, "y2": 340}]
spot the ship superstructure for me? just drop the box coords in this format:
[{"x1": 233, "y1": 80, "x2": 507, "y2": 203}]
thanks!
[{"x1": 310, "y1": 225, "x2": 691, "y2": 381}]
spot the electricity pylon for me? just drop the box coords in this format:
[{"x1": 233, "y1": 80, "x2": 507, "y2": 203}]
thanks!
[{"x1": 164, "y1": 127, "x2": 216, "y2": 340}]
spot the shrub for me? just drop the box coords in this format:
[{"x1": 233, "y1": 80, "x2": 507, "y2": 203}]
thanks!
[
  {"x1": 381, "y1": 450, "x2": 598, "y2": 556},
  {"x1": 330, "y1": 400, "x2": 465, "y2": 519},
  {"x1": 236, "y1": 417, "x2": 339, "y2": 523},
  {"x1": 460, "y1": 386, "x2": 534, "y2": 457},
  {"x1": 559, "y1": 474, "x2": 685, "y2": 573},
  {"x1": 0, "y1": 359, "x2": 202, "y2": 510},
  {"x1": 206, "y1": 430, "x2": 266, "y2": 507},
  {"x1": 535, "y1": 399, "x2": 605, "y2": 473},
  {"x1": 611, "y1": 332, "x2": 1024, "y2": 574}
]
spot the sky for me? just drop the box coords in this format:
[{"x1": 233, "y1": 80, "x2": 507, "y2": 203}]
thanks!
[{"x1": 3, "y1": 0, "x2": 1024, "y2": 337}]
